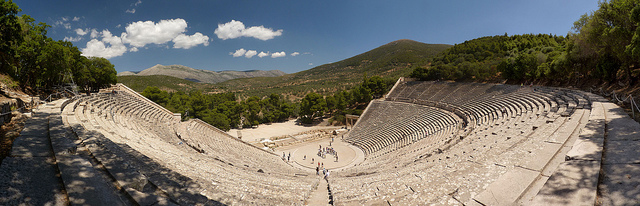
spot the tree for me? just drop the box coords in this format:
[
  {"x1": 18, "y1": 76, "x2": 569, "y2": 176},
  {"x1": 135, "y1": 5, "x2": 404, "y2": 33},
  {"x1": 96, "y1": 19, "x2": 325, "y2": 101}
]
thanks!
[
  {"x1": 85, "y1": 56, "x2": 117, "y2": 89},
  {"x1": 141, "y1": 86, "x2": 169, "y2": 106},
  {"x1": 243, "y1": 96, "x2": 261, "y2": 127},
  {"x1": 202, "y1": 111, "x2": 231, "y2": 131},
  {"x1": 0, "y1": 0, "x2": 22, "y2": 75},
  {"x1": 352, "y1": 85, "x2": 372, "y2": 104},
  {"x1": 189, "y1": 91, "x2": 208, "y2": 119},
  {"x1": 325, "y1": 95, "x2": 336, "y2": 113},
  {"x1": 362, "y1": 76, "x2": 387, "y2": 98},
  {"x1": 300, "y1": 92, "x2": 326, "y2": 124},
  {"x1": 576, "y1": 0, "x2": 639, "y2": 83},
  {"x1": 218, "y1": 100, "x2": 242, "y2": 128}
]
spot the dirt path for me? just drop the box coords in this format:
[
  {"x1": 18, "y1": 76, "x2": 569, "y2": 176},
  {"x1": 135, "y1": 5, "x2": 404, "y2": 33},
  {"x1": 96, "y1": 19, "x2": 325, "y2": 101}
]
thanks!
[{"x1": 228, "y1": 119, "x2": 342, "y2": 143}]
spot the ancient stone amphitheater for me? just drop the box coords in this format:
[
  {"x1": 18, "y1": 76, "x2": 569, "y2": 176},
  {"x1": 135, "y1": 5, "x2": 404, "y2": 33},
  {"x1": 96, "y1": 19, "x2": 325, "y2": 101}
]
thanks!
[{"x1": 1, "y1": 79, "x2": 638, "y2": 205}]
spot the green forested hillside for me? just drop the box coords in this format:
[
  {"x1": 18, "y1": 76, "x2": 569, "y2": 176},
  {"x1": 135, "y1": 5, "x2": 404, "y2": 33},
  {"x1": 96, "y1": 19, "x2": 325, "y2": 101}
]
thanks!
[
  {"x1": 412, "y1": 0, "x2": 640, "y2": 87},
  {"x1": 216, "y1": 40, "x2": 451, "y2": 99},
  {"x1": 411, "y1": 34, "x2": 568, "y2": 81}
]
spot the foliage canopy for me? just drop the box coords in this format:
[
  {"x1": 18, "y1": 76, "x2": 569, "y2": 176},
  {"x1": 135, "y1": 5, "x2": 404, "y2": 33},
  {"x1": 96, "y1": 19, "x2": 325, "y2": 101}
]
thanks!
[{"x1": 1, "y1": 0, "x2": 116, "y2": 94}]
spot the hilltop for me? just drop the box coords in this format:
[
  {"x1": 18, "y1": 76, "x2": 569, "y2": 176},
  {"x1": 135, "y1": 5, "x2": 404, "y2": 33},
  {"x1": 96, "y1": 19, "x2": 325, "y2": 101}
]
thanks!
[
  {"x1": 118, "y1": 39, "x2": 451, "y2": 98},
  {"x1": 216, "y1": 39, "x2": 451, "y2": 98},
  {"x1": 118, "y1": 64, "x2": 286, "y2": 84}
]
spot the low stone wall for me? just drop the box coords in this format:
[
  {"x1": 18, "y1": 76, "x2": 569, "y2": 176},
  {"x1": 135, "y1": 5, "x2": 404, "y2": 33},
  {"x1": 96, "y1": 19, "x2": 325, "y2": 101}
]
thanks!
[{"x1": 0, "y1": 98, "x2": 24, "y2": 126}]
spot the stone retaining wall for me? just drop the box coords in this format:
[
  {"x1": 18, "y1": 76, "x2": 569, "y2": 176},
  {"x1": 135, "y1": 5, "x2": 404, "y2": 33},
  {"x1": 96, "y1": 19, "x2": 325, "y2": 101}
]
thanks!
[{"x1": 0, "y1": 98, "x2": 24, "y2": 126}]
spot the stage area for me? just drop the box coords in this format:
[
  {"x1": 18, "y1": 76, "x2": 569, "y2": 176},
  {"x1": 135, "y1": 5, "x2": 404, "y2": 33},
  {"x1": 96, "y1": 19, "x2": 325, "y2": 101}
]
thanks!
[{"x1": 276, "y1": 137, "x2": 364, "y2": 172}]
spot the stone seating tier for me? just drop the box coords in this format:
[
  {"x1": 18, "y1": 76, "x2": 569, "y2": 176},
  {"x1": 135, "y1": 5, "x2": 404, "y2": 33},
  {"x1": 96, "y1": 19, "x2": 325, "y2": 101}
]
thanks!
[
  {"x1": 61, "y1": 90, "x2": 316, "y2": 205},
  {"x1": 330, "y1": 80, "x2": 594, "y2": 205},
  {"x1": 43, "y1": 81, "x2": 619, "y2": 205}
]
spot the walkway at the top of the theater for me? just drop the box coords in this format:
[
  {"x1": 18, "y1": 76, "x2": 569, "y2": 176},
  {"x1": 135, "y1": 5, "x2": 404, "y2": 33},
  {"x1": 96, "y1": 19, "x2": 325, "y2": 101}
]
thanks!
[
  {"x1": 597, "y1": 101, "x2": 640, "y2": 205},
  {"x1": 0, "y1": 99, "x2": 131, "y2": 205},
  {"x1": 529, "y1": 95, "x2": 640, "y2": 205}
]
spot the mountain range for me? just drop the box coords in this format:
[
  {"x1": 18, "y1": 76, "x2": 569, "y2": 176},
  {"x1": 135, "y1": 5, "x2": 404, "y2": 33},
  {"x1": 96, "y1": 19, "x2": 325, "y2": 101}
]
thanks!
[{"x1": 118, "y1": 64, "x2": 286, "y2": 84}]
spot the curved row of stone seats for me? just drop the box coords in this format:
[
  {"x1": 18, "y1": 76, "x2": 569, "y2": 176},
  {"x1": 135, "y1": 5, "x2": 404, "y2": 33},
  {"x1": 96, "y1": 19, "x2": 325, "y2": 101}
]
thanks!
[
  {"x1": 357, "y1": 88, "x2": 550, "y2": 170},
  {"x1": 61, "y1": 86, "x2": 317, "y2": 205},
  {"x1": 387, "y1": 80, "x2": 577, "y2": 129},
  {"x1": 349, "y1": 84, "x2": 557, "y2": 170},
  {"x1": 330, "y1": 101, "x2": 578, "y2": 205},
  {"x1": 175, "y1": 118, "x2": 301, "y2": 174},
  {"x1": 64, "y1": 97, "x2": 214, "y2": 205},
  {"x1": 331, "y1": 80, "x2": 595, "y2": 205},
  {"x1": 344, "y1": 100, "x2": 461, "y2": 156},
  {"x1": 80, "y1": 93, "x2": 178, "y2": 143},
  {"x1": 72, "y1": 97, "x2": 318, "y2": 205}
]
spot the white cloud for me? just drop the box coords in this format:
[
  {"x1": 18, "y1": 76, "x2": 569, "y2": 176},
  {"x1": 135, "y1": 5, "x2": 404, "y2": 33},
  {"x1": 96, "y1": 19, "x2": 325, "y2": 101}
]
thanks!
[
  {"x1": 134, "y1": 0, "x2": 142, "y2": 6},
  {"x1": 244, "y1": 50, "x2": 257, "y2": 58},
  {"x1": 121, "y1": 18, "x2": 188, "y2": 48},
  {"x1": 271, "y1": 51, "x2": 286, "y2": 58},
  {"x1": 214, "y1": 20, "x2": 245, "y2": 40},
  {"x1": 72, "y1": 16, "x2": 80, "y2": 21},
  {"x1": 81, "y1": 29, "x2": 127, "y2": 59},
  {"x1": 90, "y1": 29, "x2": 99, "y2": 38},
  {"x1": 291, "y1": 52, "x2": 300, "y2": 56},
  {"x1": 82, "y1": 18, "x2": 209, "y2": 58},
  {"x1": 126, "y1": 9, "x2": 136, "y2": 14},
  {"x1": 116, "y1": 24, "x2": 122, "y2": 28},
  {"x1": 75, "y1": 28, "x2": 88, "y2": 36},
  {"x1": 63, "y1": 36, "x2": 82, "y2": 42},
  {"x1": 172, "y1": 32, "x2": 210, "y2": 49},
  {"x1": 231, "y1": 48, "x2": 246, "y2": 57},
  {"x1": 214, "y1": 20, "x2": 283, "y2": 40},
  {"x1": 309, "y1": 63, "x2": 313, "y2": 66},
  {"x1": 54, "y1": 19, "x2": 71, "y2": 29},
  {"x1": 258, "y1": 51, "x2": 269, "y2": 58}
]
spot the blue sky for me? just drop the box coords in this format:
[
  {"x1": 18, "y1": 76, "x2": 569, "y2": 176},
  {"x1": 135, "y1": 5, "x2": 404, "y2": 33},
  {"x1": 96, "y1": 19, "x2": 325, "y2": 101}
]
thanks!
[{"x1": 14, "y1": 0, "x2": 599, "y2": 74}]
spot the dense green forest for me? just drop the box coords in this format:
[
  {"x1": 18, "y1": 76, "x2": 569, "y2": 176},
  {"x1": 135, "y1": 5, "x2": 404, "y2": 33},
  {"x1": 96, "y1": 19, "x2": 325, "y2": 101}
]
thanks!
[
  {"x1": 411, "y1": 0, "x2": 640, "y2": 85},
  {"x1": 141, "y1": 75, "x2": 392, "y2": 130},
  {"x1": 0, "y1": 1, "x2": 116, "y2": 94}
]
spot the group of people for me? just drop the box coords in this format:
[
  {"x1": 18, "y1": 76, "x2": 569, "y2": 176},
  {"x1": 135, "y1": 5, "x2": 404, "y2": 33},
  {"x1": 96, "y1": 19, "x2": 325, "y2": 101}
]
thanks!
[
  {"x1": 282, "y1": 152, "x2": 291, "y2": 162},
  {"x1": 317, "y1": 145, "x2": 339, "y2": 162},
  {"x1": 280, "y1": 140, "x2": 343, "y2": 180},
  {"x1": 315, "y1": 162, "x2": 330, "y2": 180}
]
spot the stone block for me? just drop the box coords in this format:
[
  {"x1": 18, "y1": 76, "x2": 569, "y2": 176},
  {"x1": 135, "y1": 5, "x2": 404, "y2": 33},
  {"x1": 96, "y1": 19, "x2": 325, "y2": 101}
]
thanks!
[
  {"x1": 530, "y1": 160, "x2": 599, "y2": 206},
  {"x1": 125, "y1": 188, "x2": 178, "y2": 206},
  {"x1": 472, "y1": 167, "x2": 539, "y2": 205},
  {"x1": 10, "y1": 135, "x2": 53, "y2": 157},
  {"x1": 599, "y1": 164, "x2": 640, "y2": 206},
  {"x1": 56, "y1": 154, "x2": 128, "y2": 205},
  {"x1": 566, "y1": 135, "x2": 603, "y2": 161},
  {"x1": 0, "y1": 157, "x2": 66, "y2": 206},
  {"x1": 518, "y1": 142, "x2": 562, "y2": 172},
  {"x1": 603, "y1": 140, "x2": 640, "y2": 164}
]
